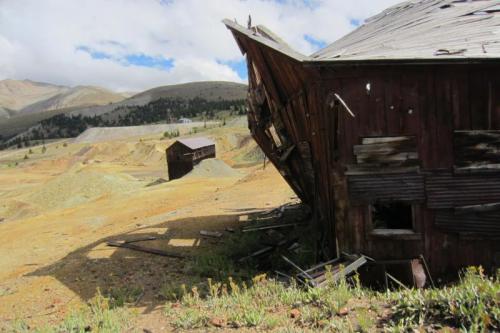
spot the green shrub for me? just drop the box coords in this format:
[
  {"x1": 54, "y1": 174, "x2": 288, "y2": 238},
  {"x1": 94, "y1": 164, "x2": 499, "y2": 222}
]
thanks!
[
  {"x1": 105, "y1": 286, "x2": 143, "y2": 308},
  {"x1": 389, "y1": 267, "x2": 499, "y2": 331},
  {"x1": 163, "y1": 129, "x2": 180, "y2": 139},
  {"x1": 7, "y1": 291, "x2": 132, "y2": 333}
]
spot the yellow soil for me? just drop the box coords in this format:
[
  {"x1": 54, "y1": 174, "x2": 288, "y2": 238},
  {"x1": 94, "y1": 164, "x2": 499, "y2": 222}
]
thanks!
[{"x1": 0, "y1": 122, "x2": 294, "y2": 330}]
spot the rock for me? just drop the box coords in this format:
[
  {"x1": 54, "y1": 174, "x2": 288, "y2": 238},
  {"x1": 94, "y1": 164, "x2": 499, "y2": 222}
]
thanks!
[
  {"x1": 290, "y1": 308, "x2": 301, "y2": 319},
  {"x1": 210, "y1": 317, "x2": 225, "y2": 327},
  {"x1": 338, "y1": 307, "x2": 349, "y2": 316}
]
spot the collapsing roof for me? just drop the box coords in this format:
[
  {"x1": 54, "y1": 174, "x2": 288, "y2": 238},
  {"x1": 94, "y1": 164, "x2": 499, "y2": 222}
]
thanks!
[
  {"x1": 223, "y1": 0, "x2": 500, "y2": 276},
  {"x1": 224, "y1": 0, "x2": 500, "y2": 63},
  {"x1": 176, "y1": 137, "x2": 215, "y2": 150}
]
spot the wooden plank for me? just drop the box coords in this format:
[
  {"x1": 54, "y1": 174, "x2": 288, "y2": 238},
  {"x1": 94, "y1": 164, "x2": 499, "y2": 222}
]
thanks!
[
  {"x1": 356, "y1": 152, "x2": 418, "y2": 164},
  {"x1": 451, "y1": 67, "x2": 471, "y2": 130},
  {"x1": 354, "y1": 136, "x2": 418, "y2": 165},
  {"x1": 454, "y1": 130, "x2": 500, "y2": 168},
  {"x1": 107, "y1": 241, "x2": 185, "y2": 258},
  {"x1": 354, "y1": 144, "x2": 416, "y2": 155},
  {"x1": 434, "y1": 68, "x2": 454, "y2": 168},
  {"x1": 469, "y1": 69, "x2": 490, "y2": 130},
  {"x1": 316, "y1": 256, "x2": 368, "y2": 287},
  {"x1": 384, "y1": 71, "x2": 402, "y2": 136},
  {"x1": 361, "y1": 136, "x2": 412, "y2": 145}
]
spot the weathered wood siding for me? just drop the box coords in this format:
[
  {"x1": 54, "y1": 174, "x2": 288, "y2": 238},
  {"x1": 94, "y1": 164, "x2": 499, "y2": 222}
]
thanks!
[
  {"x1": 324, "y1": 65, "x2": 500, "y2": 276},
  {"x1": 166, "y1": 143, "x2": 216, "y2": 180},
  {"x1": 230, "y1": 26, "x2": 500, "y2": 276}
]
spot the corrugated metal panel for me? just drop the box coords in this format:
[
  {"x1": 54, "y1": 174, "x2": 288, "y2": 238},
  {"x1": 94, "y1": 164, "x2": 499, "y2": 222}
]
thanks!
[
  {"x1": 348, "y1": 172, "x2": 425, "y2": 203},
  {"x1": 435, "y1": 210, "x2": 500, "y2": 235},
  {"x1": 426, "y1": 172, "x2": 500, "y2": 209},
  {"x1": 177, "y1": 137, "x2": 215, "y2": 150}
]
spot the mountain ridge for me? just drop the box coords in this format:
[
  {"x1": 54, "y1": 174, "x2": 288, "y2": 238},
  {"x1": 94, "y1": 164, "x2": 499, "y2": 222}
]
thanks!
[{"x1": 0, "y1": 80, "x2": 247, "y2": 144}]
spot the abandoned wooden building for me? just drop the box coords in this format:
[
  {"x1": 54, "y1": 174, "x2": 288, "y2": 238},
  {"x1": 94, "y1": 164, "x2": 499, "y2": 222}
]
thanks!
[
  {"x1": 224, "y1": 0, "x2": 500, "y2": 277},
  {"x1": 166, "y1": 137, "x2": 216, "y2": 180}
]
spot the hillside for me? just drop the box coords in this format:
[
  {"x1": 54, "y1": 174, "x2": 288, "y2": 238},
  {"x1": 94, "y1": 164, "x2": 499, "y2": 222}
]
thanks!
[
  {"x1": 67, "y1": 81, "x2": 247, "y2": 118},
  {"x1": 18, "y1": 85, "x2": 126, "y2": 115},
  {"x1": 0, "y1": 106, "x2": 15, "y2": 121},
  {"x1": 0, "y1": 81, "x2": 247, "y2": 146},
  {"x1": 128, "y1": 81, "x2": 247, "y2": 104},
  {"x1": 0, "y1": 79, "x2": 67, "y2": 111}
]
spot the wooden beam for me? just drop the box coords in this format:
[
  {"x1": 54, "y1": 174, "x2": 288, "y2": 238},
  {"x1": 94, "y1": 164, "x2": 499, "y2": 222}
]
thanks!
[{"x1": 107, "y1": 241, "x2": 185, "y2": 258}]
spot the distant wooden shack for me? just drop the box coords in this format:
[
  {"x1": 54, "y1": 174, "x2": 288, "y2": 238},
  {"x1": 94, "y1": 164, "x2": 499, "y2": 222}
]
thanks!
[
  {"x1": 224, "y1": 0, "x2": 500, "y2": 277},
  {"x1": 166, "y1": 137, "x2": 216, "y2": 180}
]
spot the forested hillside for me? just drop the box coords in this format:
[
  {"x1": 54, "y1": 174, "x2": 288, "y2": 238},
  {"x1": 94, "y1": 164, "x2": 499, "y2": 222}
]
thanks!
[{"x1": 1, "y1": 96, "x2": 246, "y2": 149}]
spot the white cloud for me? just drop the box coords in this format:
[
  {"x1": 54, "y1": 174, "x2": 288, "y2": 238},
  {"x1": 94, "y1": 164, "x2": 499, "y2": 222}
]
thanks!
[{"x1": 0, "y1": 0, "x2": 401, "y2": 91}]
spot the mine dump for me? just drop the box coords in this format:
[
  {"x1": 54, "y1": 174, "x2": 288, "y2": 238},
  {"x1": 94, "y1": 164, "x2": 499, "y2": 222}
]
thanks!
[{"x1": 0, "y1": 0, "x2": 499, "y2": 332}]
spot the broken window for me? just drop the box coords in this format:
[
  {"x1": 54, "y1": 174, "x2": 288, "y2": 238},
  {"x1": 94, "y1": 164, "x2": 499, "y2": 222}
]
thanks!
[{"x1": 371, "y1": 201, "x2": 414, "y2": 230}]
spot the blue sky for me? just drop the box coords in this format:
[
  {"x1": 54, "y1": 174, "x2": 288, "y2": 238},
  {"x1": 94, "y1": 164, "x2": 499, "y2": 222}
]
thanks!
[
  {"x1": 0, "y1": 0, "x2": 400, "y2": 91},
  {"x1": 77, "y1": 46, "x2": 175, "y2": 70}
]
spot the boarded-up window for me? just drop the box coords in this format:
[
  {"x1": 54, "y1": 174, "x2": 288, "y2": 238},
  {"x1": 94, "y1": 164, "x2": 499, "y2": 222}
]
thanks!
[
  {"x1": 353, "y1": 136, "x2": 418, "y2": 168},
  {"x1": 454, "y1": 130, "x2": 500, "y2": 172}
]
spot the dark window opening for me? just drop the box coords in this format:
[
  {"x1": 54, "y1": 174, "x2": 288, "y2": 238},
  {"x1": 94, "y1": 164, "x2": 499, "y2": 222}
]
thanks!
[{"x1": 371, "y1": 201, "x2": 413, "y2": 230}]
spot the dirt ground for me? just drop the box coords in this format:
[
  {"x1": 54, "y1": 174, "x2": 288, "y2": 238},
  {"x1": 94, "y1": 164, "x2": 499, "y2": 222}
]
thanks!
[{"x1": 0, "y1": 121, "x2": 295, "y2": 330}]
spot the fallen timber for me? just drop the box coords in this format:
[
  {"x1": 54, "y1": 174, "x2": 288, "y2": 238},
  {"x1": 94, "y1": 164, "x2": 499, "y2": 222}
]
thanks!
[{"x1": 107, "y1": 241, "x2": 185, "y2": 259}]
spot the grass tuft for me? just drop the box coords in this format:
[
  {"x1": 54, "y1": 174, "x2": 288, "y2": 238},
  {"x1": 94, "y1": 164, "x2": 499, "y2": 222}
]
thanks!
[{"x1": 388, "y1": 266, "x2": 499, "y2": 331}]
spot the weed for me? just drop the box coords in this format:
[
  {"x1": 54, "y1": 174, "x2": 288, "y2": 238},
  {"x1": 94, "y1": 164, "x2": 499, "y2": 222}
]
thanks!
[
  {"x1": 105, "y1": 286, "x2": 143, "y2": 307},
  {"x1": 388, "y1": 267, "x2": 499, "y2": 331},
  {"x1": 6, "y1": 291, "x2": 132, "y2": 333},
  {"x1": 160, "y1": 281, "x2": 186, "y2": 301},
  {"x1": 163, "y1": 129, "x2": 180, "y2": 139},
  {"x1": 172, "y1": 308, "x2": 209, "y2": 329},
  {"x1": 356, "y1": 308, "x2": 374, "y2": 332}
]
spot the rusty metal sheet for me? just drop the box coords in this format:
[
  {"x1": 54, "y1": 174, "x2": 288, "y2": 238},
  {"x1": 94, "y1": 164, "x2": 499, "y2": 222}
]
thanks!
[
  {"x1": 348, "y1": 172, "x2": 425, "y2": 203},
  {"x1": 426, "y1": 172, "x2": 500, "y2": 209},
  {"x1": 435, "y1": 210, "x2": 500, "y2": 235}
]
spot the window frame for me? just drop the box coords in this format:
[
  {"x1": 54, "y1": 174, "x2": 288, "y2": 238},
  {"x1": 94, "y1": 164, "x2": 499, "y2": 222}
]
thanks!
[{"x1": 365, "y1": 201, "x2": 422, "y2": 240}]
